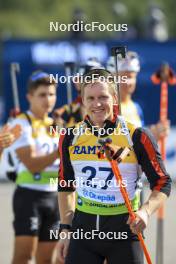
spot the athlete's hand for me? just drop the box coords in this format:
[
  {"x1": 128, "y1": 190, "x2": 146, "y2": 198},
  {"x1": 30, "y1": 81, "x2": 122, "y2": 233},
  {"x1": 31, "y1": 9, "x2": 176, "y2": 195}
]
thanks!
[
  {"x1": 127, "y1": 209, "x2": 149, "y2": 235},
  {"x1": 0, "y1": 124, "x2": 21, "y2": 150},
  {"x1": 103, "y1": 143, "x2": 130, "y2": 163},
  {"x1": 52, "y1": 111, "x2": 65, "y2": 127},
  {"x1": 150, "y1": 119, "x2": 170, "y2": 141},
  {"x1": 57, "y1": 230, "x2": 71, "y2": 263}
]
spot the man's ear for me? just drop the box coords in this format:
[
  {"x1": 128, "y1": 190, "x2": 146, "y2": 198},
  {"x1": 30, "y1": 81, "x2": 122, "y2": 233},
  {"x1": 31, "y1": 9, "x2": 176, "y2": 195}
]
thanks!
[{"x1": 26, "y1": 93, "x2": 32, "y2": 103}]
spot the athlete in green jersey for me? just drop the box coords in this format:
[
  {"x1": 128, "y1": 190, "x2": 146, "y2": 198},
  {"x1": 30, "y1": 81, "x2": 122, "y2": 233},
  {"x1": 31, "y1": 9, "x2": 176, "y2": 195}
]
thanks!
[{"x1": 11, "y1": 71, "x2": 61, "y2": 264}]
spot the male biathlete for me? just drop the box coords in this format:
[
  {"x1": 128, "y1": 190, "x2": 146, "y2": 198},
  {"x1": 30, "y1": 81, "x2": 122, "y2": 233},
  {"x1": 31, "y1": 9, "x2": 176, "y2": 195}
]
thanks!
[
  {"x1": 57, "y1": 69, "x2": 171, "y2": 264},
  {"x1": 11, "y1": 71, "x2": 61, "y2": 264},
  {"x1": 106, "y1": 51, "x2": 170, "y2": 140}
]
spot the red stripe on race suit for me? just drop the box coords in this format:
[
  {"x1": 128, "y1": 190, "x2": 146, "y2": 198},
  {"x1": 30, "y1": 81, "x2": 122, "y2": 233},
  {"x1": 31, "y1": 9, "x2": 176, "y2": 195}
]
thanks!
[
  {"x1": 58, "y1": 134, "x2": 65, "y2": 181},
  {"x1": 141, "y1": 132, "x2": 167, "y2": 191}
]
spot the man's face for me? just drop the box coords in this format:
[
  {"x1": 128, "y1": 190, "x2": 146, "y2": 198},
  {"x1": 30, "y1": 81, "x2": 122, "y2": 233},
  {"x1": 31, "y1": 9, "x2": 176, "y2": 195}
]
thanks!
[
  {"x1": 82, "y1": 82, "x2": 116, "y2": 126},
  {"x1": 119, "y1": 71, "x2": 137, "y2": 96},
  {"x1": 27, "y1": 85, "x2": 57, "y2": 115}
]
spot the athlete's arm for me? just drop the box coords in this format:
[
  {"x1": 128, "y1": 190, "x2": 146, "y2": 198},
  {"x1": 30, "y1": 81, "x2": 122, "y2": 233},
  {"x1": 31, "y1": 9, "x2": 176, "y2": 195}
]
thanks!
[
  {"x1": 127, "y1": 127, "x2": 171, "y2": 234},
  {"x1": 58, "y1": 130, "x2": 75, "y2": 192},
  {"x1": 57, "y1": 191, "x2": 75, "y2": 263},
  {"x1": 58, "y1": 129, "x2": 76, "y2": 222},
  {"x1": 127, "y1": 190, "x2": 167, "y2": 234},
  {"x1": 11, "y1": 117, "x2": 58, "y2": 173},
  {"x1": 57, "y1": 130, "x2": 75, "y2": 262},
  {"x1": 16, "y1": 146, "x2": 58, "y2": 174},
  {"x1": 57, "y1": 191, "x2": 75, "y2": 262},
  {"x1": 133, "y1": 127, "x2": 171, "y2": 196},
  {"x1": 59, "y1": 191, "x2": 75, "y2": 225}
]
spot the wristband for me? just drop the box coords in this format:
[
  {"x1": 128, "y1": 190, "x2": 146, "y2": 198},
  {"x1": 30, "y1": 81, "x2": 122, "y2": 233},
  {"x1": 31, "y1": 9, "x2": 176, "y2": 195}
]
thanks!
[{"x1": 59, "y1": 224, "x2": 71, "y2": 232}]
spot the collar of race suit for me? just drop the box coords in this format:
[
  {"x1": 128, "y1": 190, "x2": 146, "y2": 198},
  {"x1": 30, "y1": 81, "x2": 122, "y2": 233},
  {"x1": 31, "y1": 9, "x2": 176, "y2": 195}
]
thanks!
[{"x1": 83, "y1": 110, "x2": 119, "y2": 138}]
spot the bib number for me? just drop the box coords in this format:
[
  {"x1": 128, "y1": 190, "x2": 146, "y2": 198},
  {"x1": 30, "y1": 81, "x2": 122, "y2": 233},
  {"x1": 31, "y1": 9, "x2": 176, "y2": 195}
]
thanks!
[{"x1": 82, "y1": 166, "x2": 114, "y2": 190}]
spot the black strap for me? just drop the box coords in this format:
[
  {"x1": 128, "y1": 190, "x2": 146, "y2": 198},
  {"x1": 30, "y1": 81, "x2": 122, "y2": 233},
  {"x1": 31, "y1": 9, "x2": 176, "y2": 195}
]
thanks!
[{"x1": 23, "y1": 111, "x2": 32, "y2": 126}]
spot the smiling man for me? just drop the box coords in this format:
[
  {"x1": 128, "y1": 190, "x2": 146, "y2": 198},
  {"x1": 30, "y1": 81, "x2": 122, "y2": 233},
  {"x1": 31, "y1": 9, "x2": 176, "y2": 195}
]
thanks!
[
  {"x1": 83, "y1": 81, "x2": 116, "y2": 127},
  {"x1": 57, "y1": 69, "x2": 171, "y2": 264}
]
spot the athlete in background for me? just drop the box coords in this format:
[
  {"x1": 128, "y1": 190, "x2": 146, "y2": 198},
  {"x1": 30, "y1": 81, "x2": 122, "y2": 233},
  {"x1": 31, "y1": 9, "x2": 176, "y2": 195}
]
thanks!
[
  {"x1": 11, "y1": 71, "x2": 61, "y2": 264},
  {"x1": 106, "y1": 51, "x2": 170, "y2": 140}
]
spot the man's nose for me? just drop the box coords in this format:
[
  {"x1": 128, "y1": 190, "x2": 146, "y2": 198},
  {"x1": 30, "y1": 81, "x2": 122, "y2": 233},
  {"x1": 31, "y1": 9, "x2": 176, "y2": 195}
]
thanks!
[
  {"x1": 93, "y1": 100, "x2": 102, "y2": 107},
  {"x1": 44, "y1": 95, "x2": 51, "y2": 104},
  {"x1": 47, "y1": 94, "x2": 53, "y2": 100}
]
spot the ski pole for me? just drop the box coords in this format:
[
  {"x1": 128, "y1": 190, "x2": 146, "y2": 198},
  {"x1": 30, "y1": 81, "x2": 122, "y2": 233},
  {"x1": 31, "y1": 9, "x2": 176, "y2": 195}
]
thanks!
[
  {"x1": 64, "y1": 62, "x2": 75, "y2": 105},
  {"x1": 10, "y1": 62, "x2": 20, "y2": 115},
  {"x1": 151, "y1": 62, "x2": 176, "y2": 264},
  {"x1": 111, "y1": 46, "x2": 126, "y2": 115},
  {"x1": 98, "y1": 138, "x2": 152, "y2": 264}
]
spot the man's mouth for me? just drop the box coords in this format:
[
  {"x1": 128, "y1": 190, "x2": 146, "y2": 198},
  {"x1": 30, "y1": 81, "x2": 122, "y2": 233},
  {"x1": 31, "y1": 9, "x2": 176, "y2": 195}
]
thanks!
[
  {"x1": 44, "y1": 105, "x2": 51, "y2": 108},
  {"x1": 92, "y1": 109, "x2": 104, "y2": 113}
]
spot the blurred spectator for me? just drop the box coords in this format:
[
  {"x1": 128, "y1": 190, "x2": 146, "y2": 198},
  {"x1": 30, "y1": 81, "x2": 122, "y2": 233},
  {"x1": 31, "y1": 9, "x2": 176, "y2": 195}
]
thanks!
[
  {"x1": 70, "y1": 8, "x2": 87, "y2": 40},
  {"x1": 112, "y1": 2, "x2": 138, "y2": 39},
  {"x1": 144, "y1": 4, "x2": 169, "y2": 41}
]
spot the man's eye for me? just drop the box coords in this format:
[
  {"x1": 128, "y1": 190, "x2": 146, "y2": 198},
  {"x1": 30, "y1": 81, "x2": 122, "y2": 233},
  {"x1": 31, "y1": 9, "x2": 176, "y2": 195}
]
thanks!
[{"x1": 100, "y1": 96, "x2": 108, "y2": 100}]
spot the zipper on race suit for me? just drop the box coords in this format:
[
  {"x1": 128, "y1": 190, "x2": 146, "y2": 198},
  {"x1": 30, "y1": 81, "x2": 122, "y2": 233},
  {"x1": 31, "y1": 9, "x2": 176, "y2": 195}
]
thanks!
[
  {"x1": 96, "y1": 215, "x2": 100, "y2": 231},
  {"x1": 95, "y1": 125, "x2": 104, "y2": 232}
]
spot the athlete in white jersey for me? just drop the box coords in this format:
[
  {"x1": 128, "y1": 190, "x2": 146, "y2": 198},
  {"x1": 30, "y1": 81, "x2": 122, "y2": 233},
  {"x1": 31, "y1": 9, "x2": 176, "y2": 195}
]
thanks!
[{"x1": 11, "y1": 71, "x2": 61, "y2": 264}]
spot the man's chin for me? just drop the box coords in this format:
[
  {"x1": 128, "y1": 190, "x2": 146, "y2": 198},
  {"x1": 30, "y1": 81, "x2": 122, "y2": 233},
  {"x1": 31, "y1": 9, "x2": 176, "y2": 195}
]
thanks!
[
  {"x1": 128, "y1": 88, "x2": 136, "y2": 94},
  {"x1": 44, "y1": 107, "x2": 53, "y2": 113},
  {"x1": 91, "y1": 118, "x2": 107, "y2": 126}
]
